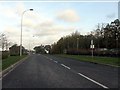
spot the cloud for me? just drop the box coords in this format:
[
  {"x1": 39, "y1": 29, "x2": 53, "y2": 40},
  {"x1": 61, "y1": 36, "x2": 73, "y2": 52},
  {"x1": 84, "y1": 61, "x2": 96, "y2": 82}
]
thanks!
[
  {"x1": 33, "y1": 23, "x2": 75, "y2": 37},
  {"x1": 57, "y1": 9, "x2": 80, "y2": 22},
  {"x1": 3, "y1": 26, "x2": 20, "y2": 37},
  {"x1": 2, "y1": 25, "x2": 37, "y2": 50},
  {"x1": 106, "y1": 13, "x2": 116, "y2": 19},
  {"x1": 32, "y1": 25, "x2": 75, "y2": 48},
  {"x1": 39, "y1": 20, "x2": 54, "y2": 27},
  {"x1": 0, "y1": 4, "x2": 16, "y2": 19},
  {"x1": 0, "y1": 3, "x2": 80, "y2": 50},
  {"x1": 5, "y1": 24, "x2": 75, "y2": 50},
  {"x1": 15, "y1": 2, "x2": 26, "y2": 16},
  {"x1": 15, "y1": 2, "x2": 42, "y2": 21},
  {"x1": 22, "y1": 18, "x2": 35, "y2": 28}
]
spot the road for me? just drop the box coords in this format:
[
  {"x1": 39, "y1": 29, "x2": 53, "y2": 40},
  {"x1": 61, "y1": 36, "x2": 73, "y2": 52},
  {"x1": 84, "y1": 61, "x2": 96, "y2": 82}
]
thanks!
[{"x1": 2, "y1": 54, "x2": 119, "y2": 88}]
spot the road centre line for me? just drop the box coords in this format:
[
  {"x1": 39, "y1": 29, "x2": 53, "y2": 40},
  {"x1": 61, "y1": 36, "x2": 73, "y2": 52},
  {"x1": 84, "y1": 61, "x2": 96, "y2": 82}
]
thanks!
[
  {"x1": 41, "y1": 55, "x2": 108, "y2": 89},
  {"x1": 50, "y1": 59, "x2": 53, "y2": 60},
  {"x1": 41, "y1": 55, "x2": 49, "y2": 59},
  {"x1": 61, "y1": 64, "x2": 71, "y2": 70},
  {"x1": 41, "y1": 55, "x2": 54, "y2": 61},
  {"x1": 54, "y1": 60, "x2": 58, "y2": 63},
  {"x1": 78, "y1": 73, "x2": 109, "y2": 89}
]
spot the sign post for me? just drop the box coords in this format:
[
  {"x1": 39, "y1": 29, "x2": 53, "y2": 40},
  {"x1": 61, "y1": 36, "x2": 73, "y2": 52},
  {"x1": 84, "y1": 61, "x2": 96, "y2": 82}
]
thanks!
[{"x1": 90, "y1": 40, "x2": 94, "y2": 59}]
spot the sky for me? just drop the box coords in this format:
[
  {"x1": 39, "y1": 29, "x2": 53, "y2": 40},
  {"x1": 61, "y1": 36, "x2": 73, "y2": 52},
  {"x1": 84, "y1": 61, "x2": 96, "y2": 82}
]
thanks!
[{"x1": 0, "y1": 1, "x2": 118, "y2": 50}]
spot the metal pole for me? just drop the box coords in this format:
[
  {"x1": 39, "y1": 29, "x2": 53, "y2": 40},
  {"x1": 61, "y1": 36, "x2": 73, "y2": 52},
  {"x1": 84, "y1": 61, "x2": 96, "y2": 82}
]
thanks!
[
  {"x1": 20, "y1": 9, "x2": 33, "y2": 56},
  {"x1": 116, "y1": 26, "x2": 119, "y2": 57},
  {"x1": 29, "y1": 36, "x2": 30, "y2": 55},
  {"x1": 91, "y1": 40, "x2": 94, "y2": 59},
  {"x1": 77, "y1": 38, "x2": 79, "y2": 51},
  {"x1": 67, "y1": 42, "x2": 69, "y2": 49},
  {"x1": 92, "y1": 48, "x2": 93, "y2": 58},
  {"x1": 77, "y1": 38, "x2": 79, "y2": 55},
  {"x1": 20, "y1": 13, "x2": 23, "y2": 56}
]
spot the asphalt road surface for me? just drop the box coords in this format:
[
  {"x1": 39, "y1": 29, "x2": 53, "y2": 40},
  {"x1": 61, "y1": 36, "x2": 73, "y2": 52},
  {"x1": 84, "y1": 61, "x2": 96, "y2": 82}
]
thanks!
[{"x1": 2, "y1": 54, "x2": 119, "y2": 88}]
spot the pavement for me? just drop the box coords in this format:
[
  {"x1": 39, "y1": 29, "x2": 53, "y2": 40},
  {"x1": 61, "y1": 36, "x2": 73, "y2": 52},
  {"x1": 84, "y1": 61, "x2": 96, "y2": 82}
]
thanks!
[{"x1": 2, "y1": 54, "x2": 119, "y2": 88}]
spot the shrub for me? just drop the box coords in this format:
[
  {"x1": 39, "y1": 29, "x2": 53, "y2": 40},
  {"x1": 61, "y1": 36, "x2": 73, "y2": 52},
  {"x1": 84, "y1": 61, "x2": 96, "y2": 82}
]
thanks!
[{"x1": 2, "y1": 51, "x2": 9, "y2": 59}]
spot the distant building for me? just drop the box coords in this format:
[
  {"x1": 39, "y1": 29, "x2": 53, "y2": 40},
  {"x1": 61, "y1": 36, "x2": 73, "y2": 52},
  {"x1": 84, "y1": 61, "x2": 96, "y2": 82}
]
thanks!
[{"x1": 9, "y1": 44, "x2": 27, "y2": 56}]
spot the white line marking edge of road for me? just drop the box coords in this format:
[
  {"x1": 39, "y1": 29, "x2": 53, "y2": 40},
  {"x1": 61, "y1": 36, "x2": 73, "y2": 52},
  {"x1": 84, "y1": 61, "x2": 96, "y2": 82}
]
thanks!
[{"x1": 78, "y1": 73, "x2": 109, "y2": 89}]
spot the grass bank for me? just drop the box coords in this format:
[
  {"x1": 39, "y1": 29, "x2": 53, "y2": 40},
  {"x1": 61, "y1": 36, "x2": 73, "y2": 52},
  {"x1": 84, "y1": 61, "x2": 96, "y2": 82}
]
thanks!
[
  {"x1": 2, "y1": 55, "x2": 27, "y2": 70},
  {"x1": 58, "y1": 54, "x2": 120, "y2": 67},
  {"x1": 0, "y1": 60, "x2": 1, "y2": 72}
]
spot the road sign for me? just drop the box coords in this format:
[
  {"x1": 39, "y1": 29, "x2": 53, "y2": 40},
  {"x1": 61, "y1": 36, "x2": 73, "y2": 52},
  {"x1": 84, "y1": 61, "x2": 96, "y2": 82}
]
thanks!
[
  {"x1": 90, "y1": 45, "x2": 94, "y2": 49},
  {"x1": 90, "y1": 40, "x2": 94, "y2": 59},
  {"x1": 91, "y1": 40, "x2": 93, "y2": 45}
]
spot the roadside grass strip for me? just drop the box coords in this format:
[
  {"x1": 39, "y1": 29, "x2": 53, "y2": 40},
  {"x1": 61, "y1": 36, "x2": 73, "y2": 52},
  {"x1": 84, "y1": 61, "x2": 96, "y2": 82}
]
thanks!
[
  {"x1": 2, "y1": 55, "x2": 27, "y2": 70},
  {"x1": 0, "y1": 60, "x2": 2, "y2": 72},
  {"x1": 58, "y1": 54, "x2": 119, "y2": 67}
]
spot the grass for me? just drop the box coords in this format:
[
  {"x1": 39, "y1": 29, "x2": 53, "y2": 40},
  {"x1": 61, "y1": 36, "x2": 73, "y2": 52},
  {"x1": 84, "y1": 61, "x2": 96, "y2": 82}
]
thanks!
[
  {"x1": 58, "y1": 54, "x2": 120, "y2": 67},
  {"x1": 0, "y1": 60, "x2": 2, "y2": 72},
  {"x1": 2, "y1": 55, "x2": 27, "y2": 70}
]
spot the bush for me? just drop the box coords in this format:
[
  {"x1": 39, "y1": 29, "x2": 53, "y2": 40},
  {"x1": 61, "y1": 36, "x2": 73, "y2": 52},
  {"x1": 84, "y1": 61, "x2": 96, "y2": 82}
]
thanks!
[
  {"x1": 10, "y1": 54, "x2": 19, "y2": 56},
  {"x1": 2, "y1": 51, "x2": 9, "y2": 59},
  {"x1": 67, "y1": 48, "x2": 120, "y2": 57},
  {"x1": 94, "y1": 49, "x2": 120, "y2": 57},
  {"x1": 67, "y1": 48, "x2": 91, "y2": 55}
]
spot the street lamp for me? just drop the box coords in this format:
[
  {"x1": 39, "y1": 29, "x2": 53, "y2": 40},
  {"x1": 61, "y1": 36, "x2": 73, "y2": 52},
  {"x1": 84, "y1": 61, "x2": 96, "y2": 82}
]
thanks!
[
  {"x1": 76, "y1": 38, "x2": 79, "y2": 55},
  {"x1": 77, "y1": 38, "x2": 79, "y2": 51},
  {"x1": 20, "y1": 9, "x2": 33, "y2": 56}
]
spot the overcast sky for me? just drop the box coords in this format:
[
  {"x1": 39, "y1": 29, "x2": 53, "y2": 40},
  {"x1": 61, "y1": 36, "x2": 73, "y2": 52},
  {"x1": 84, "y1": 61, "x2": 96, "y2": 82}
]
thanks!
[{"x1": 0, "y1": 1, "x2": 118, "y2": 50}]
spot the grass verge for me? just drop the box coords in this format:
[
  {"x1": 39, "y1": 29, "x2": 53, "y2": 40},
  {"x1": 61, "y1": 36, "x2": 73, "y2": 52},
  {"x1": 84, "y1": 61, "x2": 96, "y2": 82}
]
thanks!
[
  {"x1": 0, "y1": 60, "x2": 1, "y2": 72},
  {"x1": 58, "y1": 54, "x2": 120, "y2": 67},
  {"x1": 2, "y1": 55, "x2": 27, "y2": 70}
]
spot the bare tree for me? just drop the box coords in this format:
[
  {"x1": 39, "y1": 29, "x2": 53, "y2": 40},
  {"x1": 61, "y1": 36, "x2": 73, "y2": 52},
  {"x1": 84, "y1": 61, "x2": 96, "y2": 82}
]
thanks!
[{"x1": 0, "y1": 33, "x2": 12, "y2": 51}]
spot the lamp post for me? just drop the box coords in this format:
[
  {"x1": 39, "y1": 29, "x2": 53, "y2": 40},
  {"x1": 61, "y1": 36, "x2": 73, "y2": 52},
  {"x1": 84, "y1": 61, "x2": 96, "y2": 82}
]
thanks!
[
  {"x1": 20, "y1": 9, "x2": 33, "y2": 56},
  {"x1": 77, "y1": 38, "x2": 79, "y2": 55},
  {"x1": 77, "y1": 38, "x2": 79, "y2": 51}
]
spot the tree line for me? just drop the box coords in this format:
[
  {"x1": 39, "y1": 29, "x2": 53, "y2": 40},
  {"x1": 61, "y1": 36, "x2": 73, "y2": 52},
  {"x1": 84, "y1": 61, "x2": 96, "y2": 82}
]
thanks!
[
  {"x1": 50, "y1": 19, "x2": 120, "y2": 57},
  {"x1": 34, "y1": 45, "x2": 51, "y2": 54},
  {"x1": 3, "y1": 19, "x2": 119, "y2": 57}
]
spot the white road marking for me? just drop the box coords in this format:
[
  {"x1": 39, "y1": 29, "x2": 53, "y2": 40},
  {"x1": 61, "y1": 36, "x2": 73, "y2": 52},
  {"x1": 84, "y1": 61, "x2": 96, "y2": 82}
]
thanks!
[
  {"x1": 61, "y1": 64, "x2": 70, "y2": 70},
  {"x1": 54, "y1": 61, "x2": 58, "y2": 63},
  {"x1": 78, "y1": 73, "x2": 109, "y2": 89},
  {"x1": 37, "y1": 54, "x2": 108, "y2": 89},
  {"x1": 2, "y1": 68, "x2": 14, "y2": 79},
  {"x1": 50, "y1": 59, "x2": 53, "y2": 60},
  {"x1": 41, "y1": 55, "x2": 56, "y2": 63},
  {"x1": 43, "y1": 55, "x2": 50, "y2": 59},
  {"x1": 1, "y1": 57, "x2": 28, "y2": 79}
]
